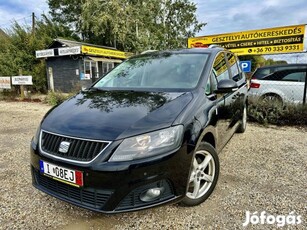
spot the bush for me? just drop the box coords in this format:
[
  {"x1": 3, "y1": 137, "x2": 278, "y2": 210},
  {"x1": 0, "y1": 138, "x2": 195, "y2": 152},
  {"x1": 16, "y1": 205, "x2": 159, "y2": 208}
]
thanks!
[
  {"x1": 248, "y1": 100, "x2": 307, "y2": 126},
  {"x1": 44, "y1": 91, "x2": 72, "y2": 106},
  {"x1": 0, "y1": 89, "x2": 18, "y2": 100}
]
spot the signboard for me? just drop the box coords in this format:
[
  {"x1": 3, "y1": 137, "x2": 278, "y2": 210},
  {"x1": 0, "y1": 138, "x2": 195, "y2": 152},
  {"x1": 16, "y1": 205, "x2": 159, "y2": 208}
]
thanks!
[
  {"x1": 80, "y1": 73, "x2": 91, "y2": 80},
  {"x1": 12, "y1": 76, "x2": 33, "y2": 85},
  {"x1": 239, "y1": 61, "x2": 252, "y2": 72},
  {"x1": 82, "y1": 45, "x2": 132, "y2": 59},
  {"x1": 0, "y1": 77, "x2": 11, "y2": 89},
  {"x1": 58, "y1": 46, "x2": 81, "y2": 56},
  {"x1": 36, "y1": 49, "x2": 55, "y2": 58},
  {"x1": 188, "y1": 24, "x2": 306, "y2": 55}
]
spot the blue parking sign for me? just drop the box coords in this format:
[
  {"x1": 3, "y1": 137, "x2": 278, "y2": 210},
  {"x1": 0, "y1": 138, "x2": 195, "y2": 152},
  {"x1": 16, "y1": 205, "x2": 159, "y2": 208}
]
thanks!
[{"x1": 239, "y1": 61, "x2": 251, "y2": 72}]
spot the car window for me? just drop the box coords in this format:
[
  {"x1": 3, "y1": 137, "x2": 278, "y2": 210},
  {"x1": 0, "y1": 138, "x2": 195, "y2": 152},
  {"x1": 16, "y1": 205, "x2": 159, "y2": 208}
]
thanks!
[
  {"x1": 226, "y1": 52, "x2": 242, "y2": 82},
  {"x1": 282, "y1": 72, "x2": 306, "y2": 82},
  {"x1": 213, "y1": 52, "x2": 230, "y2": 82},
  {"x1": 94, "y1": 53, "x2": 209, "y2": 90},
  {"x1": 252, "y1": 67, "x2": 271, "y2": 79},
  {"x1": 263, "y1": 69, "x2": 306, "y2": 82},
  {"x1": 254, "y1": 65, "x2": 307, "y2": 80},
  {"x1": 205, "y1": 71, "x2": 218, "y2": 95},
  {"x1": 274, "y1": 65, "x2": 306, "y2": 72}
]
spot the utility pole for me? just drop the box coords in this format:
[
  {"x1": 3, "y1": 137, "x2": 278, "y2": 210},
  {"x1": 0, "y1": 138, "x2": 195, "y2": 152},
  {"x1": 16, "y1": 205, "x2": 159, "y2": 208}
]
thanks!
[
  {"x1": 32, "y1": 12, "x2": 35, "y2": 35},
  {"x1": 19, "y1": 69, "x2": 25, "y2": 100}
]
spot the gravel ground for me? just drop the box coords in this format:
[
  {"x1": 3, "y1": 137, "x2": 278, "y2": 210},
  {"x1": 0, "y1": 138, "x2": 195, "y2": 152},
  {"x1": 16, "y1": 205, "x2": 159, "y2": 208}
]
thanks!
[{"x1": 0, "y1": 101, "x2": 306, "y2": 230}]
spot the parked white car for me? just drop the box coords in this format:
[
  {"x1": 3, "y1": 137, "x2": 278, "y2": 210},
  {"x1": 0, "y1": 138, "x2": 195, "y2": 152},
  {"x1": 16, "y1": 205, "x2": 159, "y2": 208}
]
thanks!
[{"x1": 249, "y1": 65, "x2": 306, "y2": 104}]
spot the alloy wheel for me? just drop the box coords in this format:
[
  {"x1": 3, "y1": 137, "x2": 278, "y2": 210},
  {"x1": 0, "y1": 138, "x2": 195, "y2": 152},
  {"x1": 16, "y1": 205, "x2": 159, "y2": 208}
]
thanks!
[{"x1": 186, "y1": 150, "x2": 216, "y2": 199}]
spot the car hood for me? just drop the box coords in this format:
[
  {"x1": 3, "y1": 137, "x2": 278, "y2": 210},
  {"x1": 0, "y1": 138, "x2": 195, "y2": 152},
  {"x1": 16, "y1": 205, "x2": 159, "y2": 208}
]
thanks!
[{"x1": 41, "y1": 90, "x2": 193, "y2": 140}]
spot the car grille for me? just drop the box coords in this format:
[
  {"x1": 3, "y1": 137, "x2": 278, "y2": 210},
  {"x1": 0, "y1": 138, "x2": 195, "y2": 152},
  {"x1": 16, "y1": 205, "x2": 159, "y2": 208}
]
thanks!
[
  {"x1": 40, "y1": 130, "x2": 110, "y2": 162},
  {"x1": 33, "y1": 168, "x2": 112, "y2": 209}
]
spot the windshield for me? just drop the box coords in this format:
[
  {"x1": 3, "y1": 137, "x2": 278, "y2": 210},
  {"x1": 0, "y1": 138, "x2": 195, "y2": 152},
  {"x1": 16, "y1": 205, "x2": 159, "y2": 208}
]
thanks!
[{"x1": 93, "y1": 53, "x2": 209, "y2": 90}]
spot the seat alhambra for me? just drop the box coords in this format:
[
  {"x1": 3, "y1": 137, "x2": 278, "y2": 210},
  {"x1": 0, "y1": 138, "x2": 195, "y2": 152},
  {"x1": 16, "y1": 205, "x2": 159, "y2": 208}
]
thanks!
[{"x1": 30, "y1": 47, "x2": 248, "y2": 213}]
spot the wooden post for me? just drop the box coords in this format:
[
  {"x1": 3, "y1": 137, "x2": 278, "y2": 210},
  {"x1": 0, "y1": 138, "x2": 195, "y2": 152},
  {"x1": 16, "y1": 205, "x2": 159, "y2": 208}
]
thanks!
[
  {"x1": 32, "y1": 12, "x2": 35, "y2": 35},
  {"x1": 19, "y1": 69, "x2": 25, "y2": 100}
]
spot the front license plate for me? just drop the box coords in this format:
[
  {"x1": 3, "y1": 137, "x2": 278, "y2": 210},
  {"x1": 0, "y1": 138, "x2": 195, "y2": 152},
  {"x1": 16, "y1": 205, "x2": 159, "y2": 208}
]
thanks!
[{"x1": 39, "y1": 160, "x2": 83, "y2": 187}]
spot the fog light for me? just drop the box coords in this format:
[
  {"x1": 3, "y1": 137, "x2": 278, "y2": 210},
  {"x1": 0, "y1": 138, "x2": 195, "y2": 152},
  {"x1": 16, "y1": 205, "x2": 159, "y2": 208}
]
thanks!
[{"x1": 140, "y1": 187, "x2": 165, "y2": 202}]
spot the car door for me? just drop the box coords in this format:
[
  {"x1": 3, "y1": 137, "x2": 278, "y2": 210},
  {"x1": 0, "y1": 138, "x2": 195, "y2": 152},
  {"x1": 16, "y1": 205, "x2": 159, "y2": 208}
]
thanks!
[
  {"x1": 209, "y1": 52, "x2": 238, "y2": 151},
  {"x1": 225, "y1": 52, "x2": 247, "y2": 129},
  {"x1": 280, "y1": 70, "x2": 306, "y2": 103}
]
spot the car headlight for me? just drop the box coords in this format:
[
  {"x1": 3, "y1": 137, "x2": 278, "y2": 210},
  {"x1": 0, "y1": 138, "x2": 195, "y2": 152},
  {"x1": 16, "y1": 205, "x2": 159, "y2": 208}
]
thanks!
[
  {"x1": 32, "y1": 126, "x2": 41, "y2": 145},
  {"x1": 109, "y1": 126, "x2": 183, "y2": 162}
]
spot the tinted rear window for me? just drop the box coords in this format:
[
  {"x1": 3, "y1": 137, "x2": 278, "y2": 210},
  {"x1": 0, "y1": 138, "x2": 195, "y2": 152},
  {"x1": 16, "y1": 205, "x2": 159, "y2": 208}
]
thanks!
[
  {"x1": 252, "y1": 68, "x2": 272, "y2": 79},
  {"x1": 263, "y1": 69, "x2": 306, "y2": 82},
  {"x1": 252, "y1": 65, "x2": 307, "y2": 79}
]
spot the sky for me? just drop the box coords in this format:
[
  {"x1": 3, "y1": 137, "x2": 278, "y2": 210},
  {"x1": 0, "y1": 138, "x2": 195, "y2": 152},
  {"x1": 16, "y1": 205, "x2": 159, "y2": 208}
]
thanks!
[
  {"x1": 0, "y1": 0, "x2": 48, "y2": 29},
  {"x1": 0, "y1": 0, "x2": 306, "y2": 62},
  {"x1": 0, "y1": 0, "x2": 306, "y2": 35},
  {"x1": 193, "y1": 0, "x2": 307, "y2": 35}
]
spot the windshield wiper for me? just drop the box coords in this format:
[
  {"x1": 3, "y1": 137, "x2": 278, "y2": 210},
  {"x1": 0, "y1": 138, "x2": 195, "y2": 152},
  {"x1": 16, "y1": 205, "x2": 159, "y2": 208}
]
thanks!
[{"x1": 87, "y1": 87, "x2": 110, "y2": 92}]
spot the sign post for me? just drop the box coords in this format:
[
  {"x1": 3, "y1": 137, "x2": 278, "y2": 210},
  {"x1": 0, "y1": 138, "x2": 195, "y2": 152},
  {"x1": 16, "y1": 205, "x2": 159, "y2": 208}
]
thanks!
[
  {"x1": 12, "y1": 72, "x2": 33, "y2": 99},
  {"x1": 19, "y1": 69, "x2": 25, "y2": 99},
  {"x1": 239, "y1": 61, "x2": 252, "y2": 72}
]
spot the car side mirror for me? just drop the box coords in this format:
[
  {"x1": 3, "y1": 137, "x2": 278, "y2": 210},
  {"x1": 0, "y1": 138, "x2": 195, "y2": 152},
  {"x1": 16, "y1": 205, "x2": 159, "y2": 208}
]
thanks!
[{"x1": 214, "y1": 79, "x2": 238, "y2": 94}]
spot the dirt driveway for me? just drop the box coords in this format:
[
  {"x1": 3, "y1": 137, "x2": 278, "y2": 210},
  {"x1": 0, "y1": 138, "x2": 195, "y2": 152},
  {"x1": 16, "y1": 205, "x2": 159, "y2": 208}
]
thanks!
[{"x1": 0, "y1": 101, "x2": 306, "y2": 229}]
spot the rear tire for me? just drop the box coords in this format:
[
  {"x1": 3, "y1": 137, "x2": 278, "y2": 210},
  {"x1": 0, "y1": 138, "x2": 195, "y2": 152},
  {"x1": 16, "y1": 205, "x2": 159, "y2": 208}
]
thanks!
[
  {"x1": 261, "y1": 94, "x2": 283, "y2": 106},
  {"x1": 180, "y1": 142, "x2": 219, "y2": 206}
]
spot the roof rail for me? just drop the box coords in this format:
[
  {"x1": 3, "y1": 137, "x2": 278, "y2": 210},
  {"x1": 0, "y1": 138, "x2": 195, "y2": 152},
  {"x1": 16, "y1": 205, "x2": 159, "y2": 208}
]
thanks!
[
  {"x1": 208, "y1": 44, "x2": 224, "y2": 49},
  {"x1": 141, "y1": 50, "x2": 158, "y2": 54}
]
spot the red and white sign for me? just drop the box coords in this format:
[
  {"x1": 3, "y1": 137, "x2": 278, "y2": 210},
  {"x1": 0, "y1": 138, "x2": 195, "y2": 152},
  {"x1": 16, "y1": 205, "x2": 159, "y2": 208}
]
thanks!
[{"x1": 0, "y1": 76, "x2": 11, "y2": 89}]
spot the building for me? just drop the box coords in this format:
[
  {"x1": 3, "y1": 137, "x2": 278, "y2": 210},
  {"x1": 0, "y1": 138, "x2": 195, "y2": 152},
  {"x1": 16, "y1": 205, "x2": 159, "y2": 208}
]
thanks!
[{"x1": 36, "y1": 38, "x2": 132, "y2": 92}]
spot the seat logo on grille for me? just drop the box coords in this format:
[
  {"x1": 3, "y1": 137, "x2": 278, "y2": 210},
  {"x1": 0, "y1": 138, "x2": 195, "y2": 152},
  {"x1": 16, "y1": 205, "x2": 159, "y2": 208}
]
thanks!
[{"x1": 59, "y1": 141, "x2": 71, "y2": 153}]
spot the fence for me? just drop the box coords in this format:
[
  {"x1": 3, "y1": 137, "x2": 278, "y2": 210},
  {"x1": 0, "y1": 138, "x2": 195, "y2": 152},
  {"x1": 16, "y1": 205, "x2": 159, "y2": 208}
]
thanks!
[{"x1": 243, "y1": 52, "x2": 307, "y2": 105}]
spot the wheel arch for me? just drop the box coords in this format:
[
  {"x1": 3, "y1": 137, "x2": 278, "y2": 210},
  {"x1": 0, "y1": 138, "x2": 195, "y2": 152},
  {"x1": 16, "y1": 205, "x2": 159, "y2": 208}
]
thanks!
[
  {"x1": 259, "y1": 88, "x2": 285, "y2": 102},
  {"x1": 260, "y1": 92, "x2": 284, "y2": 103},
  {"x1": 195, "y1": 125, "x2": 217, "y2": 151},
  {"x1": 201, "y1": 132, "x2": 216, "y2": 149}
]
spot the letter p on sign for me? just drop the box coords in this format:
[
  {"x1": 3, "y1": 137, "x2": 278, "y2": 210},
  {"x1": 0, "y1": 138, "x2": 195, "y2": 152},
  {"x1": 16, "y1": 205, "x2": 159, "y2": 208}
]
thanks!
[{"x1": 240, "y1": 61, "x2": 251, "y2": 72}]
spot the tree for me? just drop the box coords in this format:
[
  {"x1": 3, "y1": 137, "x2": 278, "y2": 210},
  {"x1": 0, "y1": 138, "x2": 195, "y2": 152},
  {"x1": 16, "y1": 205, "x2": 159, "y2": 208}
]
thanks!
[
  {"x1": 0, "y1": 15, "x2": 77, "y2": 92},
  {"x1": 239, "y1": 55, "x2": 265, "y2": 71},
  {"x1": 239, "y1": 55, "x2": 288, "y2": 72},
  {"x1": 48, "y1": 0, "x2": 205, "y2": 52}
]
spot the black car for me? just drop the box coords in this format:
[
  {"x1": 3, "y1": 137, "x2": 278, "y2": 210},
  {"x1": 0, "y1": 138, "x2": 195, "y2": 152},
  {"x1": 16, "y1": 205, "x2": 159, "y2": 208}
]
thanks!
[{"x1": 30, "y1": 47, "x2": 248, "y2": 213}]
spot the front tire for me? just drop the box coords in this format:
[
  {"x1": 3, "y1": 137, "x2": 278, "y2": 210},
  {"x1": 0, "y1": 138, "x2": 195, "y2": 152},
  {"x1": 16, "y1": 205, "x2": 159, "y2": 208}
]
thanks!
[
  {"x1": 237, "y1": 103, "x2": 247, "y2": 133},
  {"x1": 181, "y1": 142, "x2": 219, "y2": 206}
]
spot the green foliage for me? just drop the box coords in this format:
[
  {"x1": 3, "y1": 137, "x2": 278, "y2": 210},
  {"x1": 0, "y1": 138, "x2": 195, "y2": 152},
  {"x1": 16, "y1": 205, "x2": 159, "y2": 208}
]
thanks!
[
  {"x1": 1, "y1": 1, "x2": 204, "y2": 93},
  {"x1": 248, "y1": 100, "x2": 307, "y2": 126},
  {"x1": 48, "y1": 0, "x2": 83, "y2": 33},
  {"x1": 0, "y1": 89, "x2": 18, "y2": 100},
  {"x1": 264, "y1": 58, "x2": 287, "y2": 66},
  {"x1": 49, "y1": 0, "x2": 205, "y2": 52},
  {"x1": 45, "y1": 91, "x2": 71, "y2": 106},
  {"x1": 0, "y1": 16, "x2": 76, "y2": 93},
  {"x1": 239, "y1": 55, "x2": 288, "y2": 72}
]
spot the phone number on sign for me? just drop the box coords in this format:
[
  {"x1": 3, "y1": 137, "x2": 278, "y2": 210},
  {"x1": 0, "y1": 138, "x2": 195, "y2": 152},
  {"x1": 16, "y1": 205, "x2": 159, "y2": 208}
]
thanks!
[{"x1": 252, "y1": 44, "x2": 301, "y2": 54}]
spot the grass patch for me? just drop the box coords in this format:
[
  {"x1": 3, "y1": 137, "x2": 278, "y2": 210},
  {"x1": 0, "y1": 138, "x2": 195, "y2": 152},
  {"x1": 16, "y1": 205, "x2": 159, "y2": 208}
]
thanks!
[{"x1": 44, "y1": 91, "x2": 73, "y2": 106}]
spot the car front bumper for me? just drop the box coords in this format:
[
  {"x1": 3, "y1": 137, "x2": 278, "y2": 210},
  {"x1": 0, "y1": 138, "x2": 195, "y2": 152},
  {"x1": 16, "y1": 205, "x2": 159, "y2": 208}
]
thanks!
[{"x1": 30, "y1": 141, "x2": 193, "y2": 213}]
